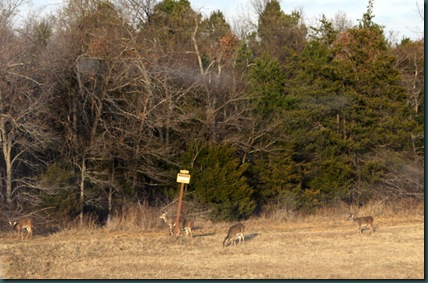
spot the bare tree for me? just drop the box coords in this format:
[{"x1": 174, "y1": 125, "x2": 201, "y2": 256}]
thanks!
[
  {"x1": 416, "y1": 1, "x2": 424, "y2": 21},
  {"x1": 118, "y1": 0, "x2": 157, "y2": 28},
  {"x1": 0, "y1": 1, "x2": 56, "y2": 206},
  {"x1": 0, "y1": 0, "x2": 27, "y2": 27},
  {"x1": 43, "y1": 0, "x2": 200, "y2": 224}
]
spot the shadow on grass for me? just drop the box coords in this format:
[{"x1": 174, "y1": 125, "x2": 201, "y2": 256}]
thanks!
[
  {"x1": 193, "y1": 232, "x2": 216, "y2": 238},
  {"x1": 358, "y1": 227, "x2": 376, "y2": 234},
  {"x1": 244, "y1": 232, "x2": 259, "y2": 241},
  {"x1": 33, "y1": 226, "x2": 61, "y2": 238}
]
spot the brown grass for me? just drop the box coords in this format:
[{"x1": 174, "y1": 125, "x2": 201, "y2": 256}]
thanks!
[{"x1": 1, "y1": 202, "x2": 424, "y2": 279}]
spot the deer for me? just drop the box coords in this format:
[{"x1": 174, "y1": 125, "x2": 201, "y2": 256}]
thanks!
[
  {"x1": 159, "y1": 211, "x2": 194, "y2": 238},
  {"x1": 182, "y1": 218, "x2": 194, "y2": 238},
  {"x1": 348, "y1": 214, "x2": 374, "y2": 234},
  {"x1": 223, "y1": 223, "x2": 245, "y2": 247},
  {"x1": 9, "y1": 217, "x2": 33, "y2": 240}
]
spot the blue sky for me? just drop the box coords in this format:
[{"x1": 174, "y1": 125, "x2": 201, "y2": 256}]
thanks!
[{"x1": 27, "y1": 0, "x2": 423, "y2": 41}]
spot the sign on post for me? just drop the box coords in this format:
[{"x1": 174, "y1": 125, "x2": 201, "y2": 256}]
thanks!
[
  {"x1": 174, "y1": 170, "x2": 190, "y2": 237},
  {"x1": 176, "y1": 170, "x2": 190, "y2": 184}
]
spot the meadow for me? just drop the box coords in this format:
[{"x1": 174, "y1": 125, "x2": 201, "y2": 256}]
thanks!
[{"x1": 1, "y1": 203, "x2": 424, "y2": 279}]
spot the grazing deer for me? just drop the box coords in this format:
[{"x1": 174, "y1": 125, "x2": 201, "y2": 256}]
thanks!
[
  {"x1": 223, "y1": 223, "x2": 245, "y2": 247},
  {"x1": 159, "y1": 211, "x2": 193, "y2": 238},
  {"x1": 348, "y1": 214, "x2": 374, "y2": 234},
  {"x1": 9, "y1": 217, "x2": 33, "y2": 240}
]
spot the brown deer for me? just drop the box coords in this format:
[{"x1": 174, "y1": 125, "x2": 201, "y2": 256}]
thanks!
[
  {"x1": 182, "y1": 218, "x2": 194, "y2": 238},
  {"x1": 159, "y1": 211, "x2": 193, "y2": 238},
  {"x1": 223, "y1": 223, "x2": 245, "y2": 247},
  {"x1": 348, "y1": 214, "x2": 374, "y2": 234},
  {"x1": 9, "y1": 217, "x2": 33, "y2": 240}
]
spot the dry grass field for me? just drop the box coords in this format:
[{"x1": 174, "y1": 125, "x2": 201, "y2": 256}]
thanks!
[{"x1": 1, "y1": 204, "x2": 424, "y2": 279}]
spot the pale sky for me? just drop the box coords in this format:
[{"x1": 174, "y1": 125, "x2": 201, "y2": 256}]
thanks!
[{"x1": 26, "y1": 0, "x2": 424, "y2": 41}]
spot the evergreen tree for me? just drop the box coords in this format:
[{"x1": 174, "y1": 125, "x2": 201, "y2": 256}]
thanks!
[
  {"x1": 333, "y1": 1, "x2": 417, "y2": 152},
  {"x1": 181, "y1": 142, "x2": 255, "y2": 221},
  {"x1": 248, "y1": 53, "x2": 288, "y2": 116},
  {"x1": 256, "y1": 0, "x2": 307, "y2": 62}
]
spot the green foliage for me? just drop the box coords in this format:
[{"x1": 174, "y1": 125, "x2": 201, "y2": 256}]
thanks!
[
  {"x1": 181, "y1": 142, "x2": 255, "y2": 221},
  {"x1": 155, "y1": 0, "x2": 191, "y2": 15},
  {"x1": 252, "y1": 152, "x2": 301, "y2": 212},
  {"x1": 32, "y1": 19, "x2": 53, "y2": 50},
  {"x1": 256, "y1": 0, "x2": 307, "y2": 61},
  {"x1": 198, "y1": 10, "x2": 232, "y2": 69},
  {"x1": 309, "y1": 15, "x2": 339, "y2": 46},
  {"x1": 39, "y1": 165, "x2": 73, "y2": 187},
  {"x1": 37, "y1": 165, "x2": 80, "y2": 218},
  {"x1": 287, "y1": 126, "x2": 354, "y2": 210},
  {"x1": 248, "y1": 53, "x2": 289, "y2": 115},
  {"x1": 251, "y1": 2, "x2": 419, "y2": 210},
  {"x1": 333, "y1": 20, "x2": 416, "y2": 152},
  {"x1": 204, "y1": 10, "x2": 230, "y2": 38},
  {"x1": 305, "y1": 151, "x2": 353, "y2": 205},
  {"x1": 360, "y1": 160, "x2": 385, "y2": 183},
  {"x1": 147, "y1": 0, "x2": 200, "y2": 49}
]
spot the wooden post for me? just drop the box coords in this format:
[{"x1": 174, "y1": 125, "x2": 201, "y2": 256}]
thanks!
[
  {"x1": 174, "y1": 182, "x2": 185, "y2": 238},
  {"x1": 174, "y1": 170, "x2": 190, "y2": 238}
]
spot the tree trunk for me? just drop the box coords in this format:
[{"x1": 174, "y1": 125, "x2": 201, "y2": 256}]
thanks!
[
  {"x1": 107, "y1": 165, "x2": 115, "y2": 225},
  {"x1": 107, "y1": 185, "x2": 113, "y2": 225},
  {"x1": 0, "y1": 118, "x2": 13, "y2": 203},
  {"x1": 79, "y1": 158, "x2": 86, "y2": 226}
]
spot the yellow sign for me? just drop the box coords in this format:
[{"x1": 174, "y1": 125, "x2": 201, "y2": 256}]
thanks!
[{"x1": 177, "y1": 170, "x2": 190, "y2": 184}]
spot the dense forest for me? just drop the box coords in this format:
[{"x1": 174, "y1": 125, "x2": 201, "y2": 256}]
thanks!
[{"x1": 0, "y1": 0, "x2": 424, "y2": 225}]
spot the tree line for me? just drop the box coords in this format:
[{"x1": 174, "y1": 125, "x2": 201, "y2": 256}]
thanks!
[{"x1": 0, "y1": 0, "x2": 424, "y2": 224}]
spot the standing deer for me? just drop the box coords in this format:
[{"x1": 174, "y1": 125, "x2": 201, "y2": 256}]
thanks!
[
  {"x1": 223, "y1": 223, "x2": 245, "y2": 247},
  {"x1": 182, "y1": 218, "x2": 194, "y2": 238},
  {"x1": 159, "y1": 211, "x2": 193, "y2": 238},
  {"x1": 348, "y1": 214, "x2": 374, "y2": 234},
  {"x1": 9, "y1": 217, "x2": 33, "y2": 240}
]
